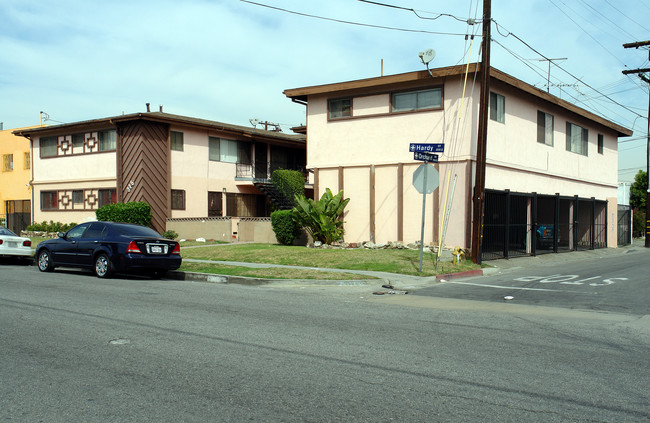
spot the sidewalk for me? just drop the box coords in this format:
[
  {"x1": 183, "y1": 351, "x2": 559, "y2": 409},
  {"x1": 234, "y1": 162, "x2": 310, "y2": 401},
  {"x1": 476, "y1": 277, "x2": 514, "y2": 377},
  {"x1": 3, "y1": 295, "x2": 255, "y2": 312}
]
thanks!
[{"x1": 169, "y1": 239, "x2": 646, "y2": 290}]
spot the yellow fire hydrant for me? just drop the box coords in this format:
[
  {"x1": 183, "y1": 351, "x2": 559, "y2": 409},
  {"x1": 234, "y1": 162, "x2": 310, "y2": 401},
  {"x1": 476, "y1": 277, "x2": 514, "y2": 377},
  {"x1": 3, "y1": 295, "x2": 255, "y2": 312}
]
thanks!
[{"x1": 452, "y1": 247, "x2": 465, "y2": 265}]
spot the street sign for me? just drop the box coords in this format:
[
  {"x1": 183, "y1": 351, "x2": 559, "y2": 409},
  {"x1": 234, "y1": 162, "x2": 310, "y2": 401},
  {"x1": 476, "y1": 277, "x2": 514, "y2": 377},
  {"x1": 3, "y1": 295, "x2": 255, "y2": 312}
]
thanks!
[
  {"x1": 412, "y1": 163, "x2": 439, "y2": 194},
  {"x1": 413, "y1": 152, "x2": 438, "y2": 163},
  {"x1": 410, "y1": 143, "x2": 444, "y2": 153}
]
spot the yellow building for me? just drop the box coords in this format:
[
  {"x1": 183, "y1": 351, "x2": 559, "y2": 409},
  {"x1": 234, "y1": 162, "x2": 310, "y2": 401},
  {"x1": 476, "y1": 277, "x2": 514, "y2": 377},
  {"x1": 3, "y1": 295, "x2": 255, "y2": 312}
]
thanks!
[{"x1": 0, "y1": 125, "x2": 38, "y2": 233}]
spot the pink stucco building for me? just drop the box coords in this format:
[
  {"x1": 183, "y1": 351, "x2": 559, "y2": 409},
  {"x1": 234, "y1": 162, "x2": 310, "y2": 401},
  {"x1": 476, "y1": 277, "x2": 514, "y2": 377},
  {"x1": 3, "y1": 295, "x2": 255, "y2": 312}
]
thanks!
[{"x1": 284, "y1": 64, "x2": 633, "y2": 259}]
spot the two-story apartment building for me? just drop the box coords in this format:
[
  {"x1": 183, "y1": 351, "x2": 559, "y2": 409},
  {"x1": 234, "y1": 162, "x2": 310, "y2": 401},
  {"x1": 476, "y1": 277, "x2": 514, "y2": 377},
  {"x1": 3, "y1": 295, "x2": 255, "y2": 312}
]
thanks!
[
  {"x1": 14, "y1": 112, "x2": 306, "y2": 234},
  {"x1": 0, "y1": 126, "x2": 36, "y2": 233},
  {"x1": 284, "y1": 64, "x2": 633, "y2": 259}
]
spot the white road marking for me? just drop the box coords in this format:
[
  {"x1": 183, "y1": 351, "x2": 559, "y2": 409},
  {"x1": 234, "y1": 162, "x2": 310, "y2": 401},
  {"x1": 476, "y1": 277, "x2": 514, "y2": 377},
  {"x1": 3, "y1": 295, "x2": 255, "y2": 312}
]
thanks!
[{"x1": 439, "y1": 280, "x2": 581, "y2": 292}]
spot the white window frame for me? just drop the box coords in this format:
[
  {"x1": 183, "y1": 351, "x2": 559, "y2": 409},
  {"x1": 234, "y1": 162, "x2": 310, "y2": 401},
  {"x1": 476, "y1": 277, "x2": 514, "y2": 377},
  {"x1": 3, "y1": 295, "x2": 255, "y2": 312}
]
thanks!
[
  {"x1": 490, "y1": 92, "x2": 505, "y2": 123},
  {"x1": 566, "y1": 122, "x2": 588, "y2": 156},
  {"x1": 537, "y1": 111, "x2": 554, "y2": 146}
]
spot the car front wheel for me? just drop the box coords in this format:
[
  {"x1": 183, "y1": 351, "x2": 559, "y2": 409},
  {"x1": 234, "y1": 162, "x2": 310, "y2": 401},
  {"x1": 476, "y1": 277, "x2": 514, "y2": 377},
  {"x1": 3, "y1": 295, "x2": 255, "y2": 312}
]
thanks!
[
  {"x1": 94, "y1": 253, "x2": 113, "y2": 278},
  {"x1": 37, "y1": 250, "x2": 54, "y2": 272}
]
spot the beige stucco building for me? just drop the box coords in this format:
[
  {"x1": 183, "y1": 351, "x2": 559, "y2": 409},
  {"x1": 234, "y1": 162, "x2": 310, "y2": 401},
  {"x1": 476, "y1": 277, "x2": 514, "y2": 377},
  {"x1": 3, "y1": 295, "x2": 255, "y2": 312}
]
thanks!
[
  {"x1": 14, "y1": 112, "x2": 306, "y2": 234},
  {"x1": 284, "y1": 64, "x2": 633, "y2": 259}
]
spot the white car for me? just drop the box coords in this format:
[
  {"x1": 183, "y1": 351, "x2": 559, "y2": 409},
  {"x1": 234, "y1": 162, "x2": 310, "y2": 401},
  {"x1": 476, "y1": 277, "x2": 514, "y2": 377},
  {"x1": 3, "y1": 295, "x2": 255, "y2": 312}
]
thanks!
[{"x1": 0, "y1": 226, "x2": 34, "y2": 261}]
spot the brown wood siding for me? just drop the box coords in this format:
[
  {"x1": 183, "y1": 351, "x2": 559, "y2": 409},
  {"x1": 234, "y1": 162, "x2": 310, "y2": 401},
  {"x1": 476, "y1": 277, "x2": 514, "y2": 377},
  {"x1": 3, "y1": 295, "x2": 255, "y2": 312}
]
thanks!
[{"x1": 118, "y1": 121, "x2": 170, "y2": 233}]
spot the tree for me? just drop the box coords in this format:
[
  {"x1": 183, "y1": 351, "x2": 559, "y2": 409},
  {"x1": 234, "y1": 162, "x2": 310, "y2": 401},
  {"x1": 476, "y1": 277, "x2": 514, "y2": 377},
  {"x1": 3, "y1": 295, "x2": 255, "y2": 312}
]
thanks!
[{"x1": 629, "y1": 170, "x2": 647, "y2": 210}]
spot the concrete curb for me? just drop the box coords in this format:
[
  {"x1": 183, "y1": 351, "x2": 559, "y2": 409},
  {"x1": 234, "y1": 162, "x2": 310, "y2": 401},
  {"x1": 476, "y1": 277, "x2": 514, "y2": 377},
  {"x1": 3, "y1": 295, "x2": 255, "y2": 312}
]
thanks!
[{"x1": 167, "y1": 270, "x2": 382, "y2": 287}]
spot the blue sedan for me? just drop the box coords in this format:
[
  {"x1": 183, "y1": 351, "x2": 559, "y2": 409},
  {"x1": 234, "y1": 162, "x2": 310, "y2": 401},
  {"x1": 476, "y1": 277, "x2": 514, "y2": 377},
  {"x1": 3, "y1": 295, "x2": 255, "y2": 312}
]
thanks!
[{"x1": 35, "y1": 221, "x2": 181, "y2": 278}]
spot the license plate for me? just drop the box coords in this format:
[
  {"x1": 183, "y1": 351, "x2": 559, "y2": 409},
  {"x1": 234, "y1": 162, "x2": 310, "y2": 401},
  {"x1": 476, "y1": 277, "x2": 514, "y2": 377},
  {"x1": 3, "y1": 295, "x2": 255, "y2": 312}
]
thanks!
[
  {"x1": 151, "y1": 245, "x2": 163, "y2": 253},
  {"x1": 7, "y1": 242, "x2": 17, "y2": 248}
]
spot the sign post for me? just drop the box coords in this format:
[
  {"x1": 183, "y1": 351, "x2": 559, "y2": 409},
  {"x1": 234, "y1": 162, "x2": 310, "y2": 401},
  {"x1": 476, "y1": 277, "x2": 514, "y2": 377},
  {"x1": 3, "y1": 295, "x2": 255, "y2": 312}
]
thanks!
[{"x1": 411, "y1": 143, "x2": 443, "y2": 272}]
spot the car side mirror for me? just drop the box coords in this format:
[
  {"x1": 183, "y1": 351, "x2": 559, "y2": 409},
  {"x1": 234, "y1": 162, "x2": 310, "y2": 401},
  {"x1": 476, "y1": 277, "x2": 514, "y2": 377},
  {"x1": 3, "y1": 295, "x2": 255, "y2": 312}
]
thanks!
[{"x1": 57, "y1": 232, "x2": 65, "y2": 239}]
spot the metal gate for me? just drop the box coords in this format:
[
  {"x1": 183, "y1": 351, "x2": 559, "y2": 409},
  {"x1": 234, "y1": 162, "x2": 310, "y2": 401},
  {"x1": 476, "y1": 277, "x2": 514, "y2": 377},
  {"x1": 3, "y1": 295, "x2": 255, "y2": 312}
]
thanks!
[
  {"x1": 4, "y1": 200, "x2": 31, "y2": 235},
  {"x1": 617, "y1": 205, "x2": 631, "y2": 246},
  {"x1": 482, "y1": 190, "x2": 608, "y2": 261}
]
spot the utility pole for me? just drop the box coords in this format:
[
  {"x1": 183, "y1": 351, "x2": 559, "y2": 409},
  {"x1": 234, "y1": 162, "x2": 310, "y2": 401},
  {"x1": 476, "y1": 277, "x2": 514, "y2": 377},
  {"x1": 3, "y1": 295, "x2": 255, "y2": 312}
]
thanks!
[
  {"x1": 622, "y1": 40, "x2": 650, "y2": 248},
  {"x1": 471, "y1": 0, "x2": 491, "y2": 264}
]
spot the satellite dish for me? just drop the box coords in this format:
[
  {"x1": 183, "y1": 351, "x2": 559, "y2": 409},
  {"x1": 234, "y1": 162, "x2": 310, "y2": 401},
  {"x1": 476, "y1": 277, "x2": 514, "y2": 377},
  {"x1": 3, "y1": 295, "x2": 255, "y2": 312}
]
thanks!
[{"x1": 418, "y1": 49, "x2": 436, "y2": 65}]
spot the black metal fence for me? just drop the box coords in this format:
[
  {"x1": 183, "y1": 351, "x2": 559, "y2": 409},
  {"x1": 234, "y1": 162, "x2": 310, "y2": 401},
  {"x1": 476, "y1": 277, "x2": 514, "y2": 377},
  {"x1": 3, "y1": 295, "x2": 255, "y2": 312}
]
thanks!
[{"x1": 482, "y1": 190, "x2": 608, "y2": 261}]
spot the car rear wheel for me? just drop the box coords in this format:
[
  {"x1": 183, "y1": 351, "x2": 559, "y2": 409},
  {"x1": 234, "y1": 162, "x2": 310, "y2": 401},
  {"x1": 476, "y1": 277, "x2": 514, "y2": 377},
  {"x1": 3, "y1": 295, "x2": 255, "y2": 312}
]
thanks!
[
  {"x1": 37, "y1": 250, "x2": 54, "y2": 272},
  {"x1": 94, "y1": 253, "x2": 113, "y2": 278}
]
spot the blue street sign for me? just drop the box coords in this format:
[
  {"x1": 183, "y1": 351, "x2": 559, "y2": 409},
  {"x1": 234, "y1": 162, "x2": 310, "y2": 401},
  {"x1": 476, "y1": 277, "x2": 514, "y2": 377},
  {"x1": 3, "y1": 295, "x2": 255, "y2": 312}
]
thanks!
[
  {"x1": 414, "y1": 152, "x2": 438, "y2": 163},
  {"x1": 410, "y1": 143, "x2": 444, "y2": 153}
]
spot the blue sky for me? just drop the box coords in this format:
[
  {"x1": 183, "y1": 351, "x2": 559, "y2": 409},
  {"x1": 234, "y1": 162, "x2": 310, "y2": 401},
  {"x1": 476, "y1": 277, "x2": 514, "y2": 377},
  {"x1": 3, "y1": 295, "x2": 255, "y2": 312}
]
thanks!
[{"x1": 1, "y1": 0, "x2": 649, "y2": 182}]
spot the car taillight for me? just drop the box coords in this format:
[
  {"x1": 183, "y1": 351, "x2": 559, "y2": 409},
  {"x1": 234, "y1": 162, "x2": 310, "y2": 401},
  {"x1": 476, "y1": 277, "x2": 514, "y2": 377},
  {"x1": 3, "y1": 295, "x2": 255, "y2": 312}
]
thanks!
[
  {"x1": 0, "y1": 240, "x2": 3, "y2": 245},
  {"x1": 171, "y1": 243, "x2": 181, "y2": 255},
  {"x1": 23, "y1": 240, "x2": 31, "y2": 247},
  {"x1": 126, "y1": 241, "x2": 142, "y2": 254}
]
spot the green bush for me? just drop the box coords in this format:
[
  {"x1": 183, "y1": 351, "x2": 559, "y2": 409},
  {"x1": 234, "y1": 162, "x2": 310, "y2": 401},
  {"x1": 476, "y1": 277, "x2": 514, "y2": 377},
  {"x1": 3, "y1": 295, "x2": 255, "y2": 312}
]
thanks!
[
  {"x1": 26, "y1": 221, "x2": 77, "y2": 232},
  {"x1": 271, "y1": 210, "x2": 298, "y2": 245},
  {"x1": 292, "y1": 188, "x2": 350, "y2": 245},
  {"x1": 162, "y1": 230, "x2": 179, "y2": 240},
  {"x1": 96, "y1": 201, "x2": 152, "y2": 227},
  {"x1": 271, "y1": 169, "x2": 305, "y2": 208},
  {"x1": 633, "y1": 209, "x2": 646, "y2": 238}
]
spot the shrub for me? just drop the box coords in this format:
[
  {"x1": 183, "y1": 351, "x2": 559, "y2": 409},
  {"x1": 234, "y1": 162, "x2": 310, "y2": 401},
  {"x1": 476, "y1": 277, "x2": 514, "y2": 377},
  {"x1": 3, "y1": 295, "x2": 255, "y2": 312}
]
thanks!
[
  {"x1": 271, "y1": 210, "x2": 297, "y2": 245},
  {"x1": 162, "y1": 230, "x2": 178, "y2": 240},
  {"x1": 633, "y1": 209, "x2": 646, "y2": 238},
  {"x1": 292, "y1": 188, "x2": 349, "y2": 244},
  {"x1": 96, "y1": 201, "x2": 152, "y2": 227},
  {"x1": 26, "y1": 221, "x2": 77, "y2": 233},
  {"x1": 271, "y1": 169, "x2": 305, "y2": 208}
]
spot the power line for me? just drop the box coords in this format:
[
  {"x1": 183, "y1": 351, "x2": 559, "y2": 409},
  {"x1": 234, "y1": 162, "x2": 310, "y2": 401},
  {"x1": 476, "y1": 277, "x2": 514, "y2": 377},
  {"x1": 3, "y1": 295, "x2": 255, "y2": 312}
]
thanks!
[
  {"x1": 357, "y1": 0, "x2": 478, "y2": 23},
  {"x1": 240, "y1": 1, "x2": 469, "y2": 36}
]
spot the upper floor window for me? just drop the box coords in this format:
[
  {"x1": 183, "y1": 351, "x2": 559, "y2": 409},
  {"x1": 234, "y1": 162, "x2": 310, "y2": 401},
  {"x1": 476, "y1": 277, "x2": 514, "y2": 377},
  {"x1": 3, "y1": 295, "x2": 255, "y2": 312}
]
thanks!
[
  {"x1": 40, "y1": 136, "x2": 58, "y2": 158},
  {"x1": 537, "y1": 111, "x2": 554, "y2": 146},
  {"x1": 328, "y1": 98, "x2": 351, "y2": 119},
  {"x1": 24, "y1": 152, "x2": 30, "y2": 170},
  {"x1": 392, "y1": 88, "x2": 442, "y2": 112},
  {"x1": 170, "y1": 131, "x2": 184, "y2": 151},
  {"x1": 209, "y1": 137, "x2": 238, "y2": 163},
  {"x1": 597, "y1": 134, "x2": 604, "y2": 154},
  {"x1": 490, "y1": 92, "x2": 505, "y2": 123},
  {"x1": 98, "y1": 130, "x2": 116, "y2": 151},
  {"x1": 566, "y1": 122, "x2": 588, "y2": 156},
  {"x1": 2, "y1": 154, "x2": 13, "y2": 172},
  {"x1": 73, "y1": 133, "x2": 85, "y2": 151}
]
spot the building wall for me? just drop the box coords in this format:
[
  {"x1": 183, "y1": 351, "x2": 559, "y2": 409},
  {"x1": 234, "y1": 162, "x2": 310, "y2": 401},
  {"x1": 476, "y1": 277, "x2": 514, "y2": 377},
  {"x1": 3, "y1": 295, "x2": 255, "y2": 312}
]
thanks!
[
  {"x1": 31, "y1": 133, "x2": 117, "y2": 224},
  {"x1": 0, "y1": 127, "x2": 35, "y2": 217},
  {"x1": 304, "y1": 75, "x2": 622, "y2": 248}
]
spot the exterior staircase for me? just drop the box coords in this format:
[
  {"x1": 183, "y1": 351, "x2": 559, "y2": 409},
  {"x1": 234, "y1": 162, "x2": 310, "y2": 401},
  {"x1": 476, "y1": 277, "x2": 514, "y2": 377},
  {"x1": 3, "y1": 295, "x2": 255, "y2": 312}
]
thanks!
[{"x1": 254, "y1": 183, "x2": 294, "y2": 210}]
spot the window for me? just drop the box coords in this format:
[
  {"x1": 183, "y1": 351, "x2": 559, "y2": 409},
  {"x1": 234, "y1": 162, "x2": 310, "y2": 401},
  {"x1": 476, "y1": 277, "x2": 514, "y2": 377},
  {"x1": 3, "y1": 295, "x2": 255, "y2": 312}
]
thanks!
[
  {"x1": 72, "y1": 133, "x2": 85, "y2": 151},
  {"x1": 208, "y1": 192, "x2": 223, "y2": 217},
  {"x1": 65, "y1": 223, "x2": 90, "y2": 240},
  {"x1": 98, "y1": 130, "x2": 116, "y2": 151},
  {"x1": 170, "y1": 131, "x2": 184, "y2": 151},
  {"x1": 537, "y1": 111, "x2": 554, "y2": 145},
  {"x1": 83, "y1": 222, "x2": 107, "y2": 239},
  {"x1": 490, "y1": 92, "x2": 505, "y2": 123},
  {"x1": 73, "y1": 190, "x2": 84, "y2": 205},
  {"x1": 392, "y1": 88, "x2": 442, "y2": 112},
  {"x1": 2, "y1": 154, "x2": 13, "y2": 172},
  {"x1": 40, "y1": 136, "x2": 58, "y2": 157},
  {"x1": 328, "y1": 98, "x2": 351, "y2": 119},
  {"x1": 24, "y1": 152, "x2": 30, "y2": 169},
  {"x1": 598, "y1": 134, "x2": 604, "y2": 154},
  {"x1": 171, "y1": 189, "x2": 185, "y2": 210},
  {"x1": 566, "y1": 122, "x2": 588, "y2": 156},
  {"x1": 98, "y1": 189, "x2": 116, "y2": 207},
  {"x1": 41, "y1": 191, "x2": 58, "y2": 210},
  {"x1": 209, "y1": 137, "x2": 239, "y2": 163},
  {"x1": 226, "y1": 193, "x2": 268, "y2": 217}
]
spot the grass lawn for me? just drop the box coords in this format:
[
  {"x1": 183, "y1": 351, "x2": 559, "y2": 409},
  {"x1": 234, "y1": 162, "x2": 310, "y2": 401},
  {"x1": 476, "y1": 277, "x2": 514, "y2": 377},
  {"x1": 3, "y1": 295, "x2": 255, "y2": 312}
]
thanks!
[{"x1": 180, "y1": 243, "x2": 481, "y2": 278}]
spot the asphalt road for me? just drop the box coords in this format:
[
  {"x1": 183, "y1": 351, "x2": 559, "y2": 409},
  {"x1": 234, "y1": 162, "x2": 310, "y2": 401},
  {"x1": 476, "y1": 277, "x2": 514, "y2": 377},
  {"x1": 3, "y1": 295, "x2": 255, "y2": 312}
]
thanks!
[
  {"x1": 1, "y1": 262, "x2": 648, "y2": 422},
  {"x1": 416, "y1": 246, "x2": 650, "y2": 315}
]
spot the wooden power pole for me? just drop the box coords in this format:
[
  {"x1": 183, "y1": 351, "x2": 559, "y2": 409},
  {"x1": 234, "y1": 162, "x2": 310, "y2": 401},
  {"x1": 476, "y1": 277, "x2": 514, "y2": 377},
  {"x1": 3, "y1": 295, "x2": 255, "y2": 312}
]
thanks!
[
  {"x1": 471, "y1": 0, "x2": 491, "y2": 264},
  {"x1": 622, "y1": 40, "x2": 650, "y2": 248}
]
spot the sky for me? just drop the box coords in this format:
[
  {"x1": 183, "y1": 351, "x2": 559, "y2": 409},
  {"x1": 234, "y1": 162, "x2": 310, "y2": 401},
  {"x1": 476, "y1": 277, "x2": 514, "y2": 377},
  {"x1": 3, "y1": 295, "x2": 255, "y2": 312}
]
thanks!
[{"x1": 1, "y1": 0, "x2": 649, "y2": 183}]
